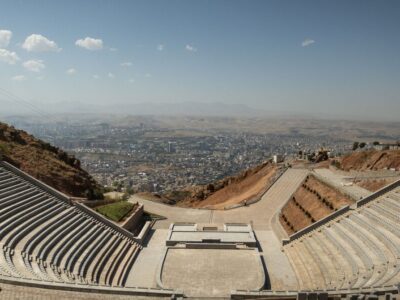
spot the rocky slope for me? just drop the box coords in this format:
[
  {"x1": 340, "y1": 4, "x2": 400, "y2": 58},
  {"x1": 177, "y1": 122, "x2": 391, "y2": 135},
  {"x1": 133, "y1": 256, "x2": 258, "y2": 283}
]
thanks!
[
  {"x1": 156, "y1": 161, "x2": 280, "y2": 209},
  {"x1": 0, "y1": 122, "x2": 103, "y2": 199},
  {"x1": 338, "y1": 149, "x2": 400, "y2": 171},
  {"x1": 354, "y1": 178, "x2": 397, "y2": 192}
]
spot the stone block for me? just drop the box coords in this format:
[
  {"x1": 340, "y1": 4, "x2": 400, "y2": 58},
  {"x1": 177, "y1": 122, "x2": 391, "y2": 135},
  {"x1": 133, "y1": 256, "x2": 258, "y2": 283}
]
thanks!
[
  {"x1": 308, "y1": 292, "x2": 318, "y2": 300},
  {"x1": 318, "y1": 292, "x2": 328, "y2": 300},
  {"x1": 297, "y1": 292, "x2": 307, "y2": 300}
]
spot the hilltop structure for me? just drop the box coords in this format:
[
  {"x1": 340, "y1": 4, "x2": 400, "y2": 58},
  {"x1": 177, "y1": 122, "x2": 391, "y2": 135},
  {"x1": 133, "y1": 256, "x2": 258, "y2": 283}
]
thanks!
[{"x1": 1, "y1": 155, "x2": 400, "y2": 299}]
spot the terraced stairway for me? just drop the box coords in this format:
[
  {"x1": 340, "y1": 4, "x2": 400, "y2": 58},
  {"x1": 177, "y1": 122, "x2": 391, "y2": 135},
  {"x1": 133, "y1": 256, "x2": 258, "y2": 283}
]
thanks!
[
  {"x1": 0, "y1": 162, "x2": 141, "y2": 287},
  {"x1": 283, "y1": 186, "x2": 400, "y2": 290}
]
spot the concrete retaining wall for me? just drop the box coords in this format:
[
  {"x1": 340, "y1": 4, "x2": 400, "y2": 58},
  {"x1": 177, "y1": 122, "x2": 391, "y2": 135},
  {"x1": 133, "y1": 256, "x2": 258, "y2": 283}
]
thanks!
[
  {"x1": 74, "y1": 203, "x2": 137, "y2": 241},
  {"x1": 0, "y1": 161, "x2": 71, "y2": 204},
  {"x1": 185, "y1": 243, "x2": 238, "y2": 249},
  {"x1": 0, "y1": 274, "x2": 182, "y2": 297},
  {"x1": 311, "y1": 172, "x2": 359, "y2": 201},
  {"x1": 283, "y1": 177, "x2": 400, "y2": 245},
  {"x1": 121, "y1": 204, "x2": 144, "y2": 231},
  {"x1": 356, "y1": 178, "x2": 400, "y2": 207},
  {"x1": 80, "y1": 200, "x2": 146, "y2": 239},
  {"x1": 271, "y1": 172, "x2": 309, "y2": 242},
  {"x1": 79, "y1": 198, "x2": 120, "y2": 207},
  {"x1": 283, "y1": 205, "x2": 351, "y2": 245},
  {"x1": 270, "y1": 212, "x2": 289, "y2": 241},
  {"x1": 231, "y1": 285, "x2": 399, "y2": 299},
  {"x1": 134, "y1": 221, "x2": 153, "y2": 244}
]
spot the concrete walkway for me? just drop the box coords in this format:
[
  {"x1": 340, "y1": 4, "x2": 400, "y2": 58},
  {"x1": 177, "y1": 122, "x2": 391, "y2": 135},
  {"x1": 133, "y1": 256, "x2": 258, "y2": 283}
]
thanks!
[
  {"x1": 130, "y1": 168, "x2": 309, "y2": 230},
  {"x1": 313, "y1": 168, "x2": 371, "y2": 200},
  {"x1": 256, "y1": 230, "x2": 298, "y2": 290},
  {"x1": 127, "y1": 168, "x2": 309, "y2": 292},
  {"x1": 125, "y1": 229, "x2": 169, "y2": 288},
  {"x1": 129, "y1": 196, "x2": 212, "y2": 229},
  {"x1": 212, "y1": 168, "x2": 309, "y2": 229}
]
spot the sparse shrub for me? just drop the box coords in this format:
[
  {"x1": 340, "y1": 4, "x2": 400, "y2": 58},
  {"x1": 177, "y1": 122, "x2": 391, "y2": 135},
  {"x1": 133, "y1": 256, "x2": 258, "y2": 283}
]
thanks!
[
  {"x1": 331, "y1": 159, "x2": 341, "y2": 169},
  {"x1": 207, "y1": 183, "x2": 215, "y2": 192},
  {"x1": 0, "y1": 143, "x2": 10, "y2": 155},
  {"x1": 85, "y1": 188, "x2": 104, "y2": 200}
]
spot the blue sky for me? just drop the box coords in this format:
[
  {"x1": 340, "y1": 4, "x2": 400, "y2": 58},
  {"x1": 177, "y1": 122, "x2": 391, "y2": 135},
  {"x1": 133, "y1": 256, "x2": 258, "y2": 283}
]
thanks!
[{"x1": 0, "y1": 0, "x2": 399, "y2": 120}]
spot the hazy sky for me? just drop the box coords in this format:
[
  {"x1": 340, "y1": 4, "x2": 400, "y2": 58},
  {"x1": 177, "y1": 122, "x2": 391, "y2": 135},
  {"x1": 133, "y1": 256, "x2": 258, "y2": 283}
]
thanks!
[{"x1": 0, "y1": 0, "x2": 399, "y2": 120}]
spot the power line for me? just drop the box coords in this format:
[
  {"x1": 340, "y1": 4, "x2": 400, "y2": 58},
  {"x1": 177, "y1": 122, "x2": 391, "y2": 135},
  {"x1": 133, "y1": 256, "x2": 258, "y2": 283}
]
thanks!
[{"x1": 0, "y1": 87, "x2": 58, "y2": 122}]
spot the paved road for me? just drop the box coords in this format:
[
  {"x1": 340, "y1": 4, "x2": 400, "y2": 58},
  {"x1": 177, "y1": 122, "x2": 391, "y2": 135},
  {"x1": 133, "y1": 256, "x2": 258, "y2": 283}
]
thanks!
[{"x1": 130, "y1": 168, "x2": 309, "y2": 230}]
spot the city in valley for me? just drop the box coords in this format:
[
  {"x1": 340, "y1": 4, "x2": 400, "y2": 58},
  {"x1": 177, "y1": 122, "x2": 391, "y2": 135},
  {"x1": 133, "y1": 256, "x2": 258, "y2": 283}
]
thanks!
[
  {"x1": 1, "y1": 1, "x2": 400, "y2": 299},
  {"x1": 5, "y1": 115, "x2": 400, "y2": 194}
]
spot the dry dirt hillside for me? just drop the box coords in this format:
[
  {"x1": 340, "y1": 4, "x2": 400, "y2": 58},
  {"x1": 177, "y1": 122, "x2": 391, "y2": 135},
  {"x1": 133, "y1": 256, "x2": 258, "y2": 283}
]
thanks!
[
  {"x1": 280, "y1": 175, "x2": 353, "y2": 235},
  {"x1": 354, "y1": 178, "x2": 397, "y2": 192},
  {"x1": 0, "y1": 122, "x2": 103, "y2": 199},
  {"x1": 339, "y1": 149, "x2": 400, "y2": 171},
  {"x1": 153, "y1": 161, "x2": 280, "y2": 209}
]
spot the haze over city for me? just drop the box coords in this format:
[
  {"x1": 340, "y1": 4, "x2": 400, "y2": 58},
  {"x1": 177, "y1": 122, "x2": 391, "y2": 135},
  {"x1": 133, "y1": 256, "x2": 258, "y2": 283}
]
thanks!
[
  {"x1": 1, "y1": 1, "x2": 400, "y2": 299},
  {"x1": 0, "y1": 0, "x2": 399, "y2": 121}
]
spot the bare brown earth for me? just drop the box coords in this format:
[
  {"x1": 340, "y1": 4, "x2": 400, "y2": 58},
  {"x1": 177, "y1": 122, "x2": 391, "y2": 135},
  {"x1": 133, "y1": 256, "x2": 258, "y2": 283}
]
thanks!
[
  {"x1": 158, "y1": 162, "x2": 279, "y2": 210},
  {"x1": 136, "y1": 192, "x2": 177, "y2": 204},
  {"x1": 280, "y1": 175, "x2": 354, "y2": 235},
  {"x1": 0, "y1": 122, "x2": 102, "y2": 199},
  {"x1": 339, "y1": 149, "x2": 400, "y2": 171},
  {"x1": 354, "y1": 178, "x2": 397, "y2": 192},
  {"x1": 184, "y1": 164, "x2": 278, "y2": 209}
]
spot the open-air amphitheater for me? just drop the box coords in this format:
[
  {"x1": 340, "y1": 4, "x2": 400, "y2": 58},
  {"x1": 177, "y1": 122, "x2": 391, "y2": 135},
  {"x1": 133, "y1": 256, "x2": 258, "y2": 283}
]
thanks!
[{"x1": 0, "y1": 158, "x2": 399, "y2": 300}]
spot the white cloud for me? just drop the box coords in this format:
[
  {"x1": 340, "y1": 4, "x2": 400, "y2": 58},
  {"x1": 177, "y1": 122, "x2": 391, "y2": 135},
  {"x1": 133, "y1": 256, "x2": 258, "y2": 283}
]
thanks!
[
  {"x1": 301, "y1": 38, "x2": 315, "y2": 47},
  {"x1": 109, "y1": 47, "x2": 117, "y2": 52},
  {"x1": 22, "y1": 34, "x2": 61, "y2": 52},
  {"x1": 157, "y1": 44, "x2": 164, "y2": 51},
  {"x1": 144, "y1": 73, "x2": 151, "y2": 78},
  {"x1": 185, "y1": 44, "x2": 197, "y2": 52},
  {"x1": 66, "y1": 68, "x2": 76, "y2": 75},
  {"x1": 0, "y1": 48, "x2": 19, "y2": 64},
  {"x1": 129, "y1": 78, "x2": 135, "y2": 83},
  {"x1": 93, "y1": 74, "x2": 100, "y2": 79},
  {"x1": 22, "y1": 59, "x2": 45, "y2": 72},
  {"x1": 0, "y1": 30, "x2": 12, "y2": 48},
  {"x1": 108, "y1": 72, "x2": 115, "y2": 79},
  {"x1": 11, "y1": 75, "x2": 26, "y2": 81},
  {"x1": 75, "y1": 37, "x2": 103, "y2": 50},
  {"x1": 120, "y1": 62, "x2": 132, "y2": 67},
  {"x1": 36, "y1": 76, "x2": 44, "y2": 80}
]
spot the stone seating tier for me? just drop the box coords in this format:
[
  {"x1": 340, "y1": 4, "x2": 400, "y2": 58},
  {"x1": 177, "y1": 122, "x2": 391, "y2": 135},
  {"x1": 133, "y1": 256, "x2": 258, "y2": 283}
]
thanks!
[{"x1": 0, "y1": 164, "x2": 141, "y2": 287}]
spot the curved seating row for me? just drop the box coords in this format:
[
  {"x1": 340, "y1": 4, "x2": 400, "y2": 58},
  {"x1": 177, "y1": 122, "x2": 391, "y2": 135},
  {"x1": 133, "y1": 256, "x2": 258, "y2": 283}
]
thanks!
[
  {"x1": 283, "y1": 187, "x2": 400, "y2": 291},
  {"x1": 0, "y1": 165, "x2": 141, "y2": 287}
]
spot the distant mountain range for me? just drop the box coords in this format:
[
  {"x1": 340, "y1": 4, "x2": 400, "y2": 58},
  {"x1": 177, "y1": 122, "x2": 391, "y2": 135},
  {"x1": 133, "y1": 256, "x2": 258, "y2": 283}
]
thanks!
[{"x1": 0, "y1": 100, "x2": 269, "y2": 117}]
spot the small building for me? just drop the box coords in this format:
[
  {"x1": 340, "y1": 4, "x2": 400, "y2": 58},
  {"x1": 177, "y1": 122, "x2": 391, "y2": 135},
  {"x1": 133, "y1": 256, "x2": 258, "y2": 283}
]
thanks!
[
  {"x1": 273, "y1": 154, "x2": 284, "y2": 164},
  {"x1": 373, "y1": 143, "x2": 400, "y2": 151}
]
